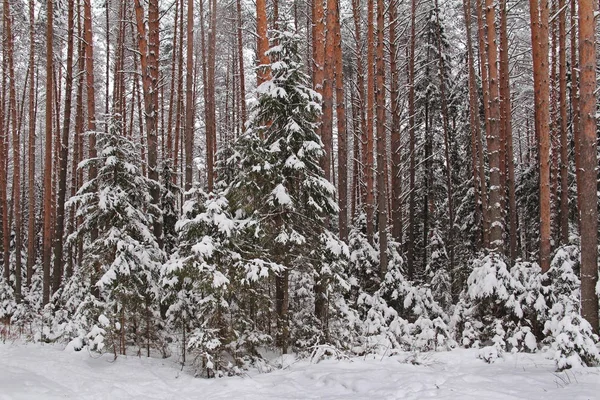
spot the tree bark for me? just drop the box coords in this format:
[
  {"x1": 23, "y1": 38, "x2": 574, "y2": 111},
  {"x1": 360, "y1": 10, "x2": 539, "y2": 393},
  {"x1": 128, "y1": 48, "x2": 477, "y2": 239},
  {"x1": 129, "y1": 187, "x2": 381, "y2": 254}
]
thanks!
[
  {"x1": 166, "y1": 0, "x2": 179, "y2": 161},
  {"x1": 256, "y1": 0, "x2": 270, "y2": 85},
  {"x1": 407, "y1": 0, "x2": 417, "y2": 279},
  {"x1": 576, "y1": 0, "x2": 599, "y2": 334},
  {"x1": 462, "y1": 0, "x2": 487, "y2": 250},
  {"x1": 185, "y1": 0, "x2": 195, "y2": 191},
  {"x1": 53, "y1": 0, "x2": 76, "y2": 294},
  {"x1": 528, "y1": 0, "x2": 551, "y2": 272},
  {"x1": 134, "y1": 0, "x2": 162, "y2": 246},
  {"x1": 482, "y1": 0, "x2": 505, "y2": 254},
  {"x1": 4, "y1": 0, "x2": 22, "y2": 300},
  {"x1": 204, "y1": 0, "x2": 217, "y2": 192},
  {"x1": 558, "y1": 0, "x2": 569, "y2": 245},
  {"x1": 570, "y1": 0, "x2": 581, "y2": 221},
  {"x1": 365, "y1": 0, "x2": 375, "y2": 243},
  {"x1": 375, "y1": 0, "x2": 387, "y2": 277},
  {"x1": 434, "y1": 0, "x2": 455, "y2": 292},
  {"x1": 475, "y1": 0, "x2": 492, "y2": 248},
  {"x1": 333, "y1": 0, "x2": 347, "y2": 241},
  {"x1": 42, "y1": 0, "x2": 55, "y2": 304},
  {"x1": 84, "y1": 0, "x2": 100, "y2": 294},
  {"x1": 351, "y1": 0, "x2": 366, "y2": 215},
  {"x1": 26, "y1": 0, "x2": 36, "y2": 286},
  {"x1": 389, "y1": 0, "x2": 402, "y2": 245},
  {"x1": 322, "y1": 0, "x2": 334, "y2": 183},
  {"x1": 499, "y1": 0, "x2": 517, "y2": 262},
  {"x1": 236, "y1": 0, "x2": 247, "y2": 127}
]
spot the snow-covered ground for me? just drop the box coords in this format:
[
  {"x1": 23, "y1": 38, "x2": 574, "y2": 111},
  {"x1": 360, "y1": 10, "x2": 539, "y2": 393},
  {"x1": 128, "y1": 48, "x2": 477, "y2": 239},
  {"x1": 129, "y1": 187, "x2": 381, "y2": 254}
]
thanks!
[{"x1": 1, "y1": 343, "x2": 599, "y2": 400}]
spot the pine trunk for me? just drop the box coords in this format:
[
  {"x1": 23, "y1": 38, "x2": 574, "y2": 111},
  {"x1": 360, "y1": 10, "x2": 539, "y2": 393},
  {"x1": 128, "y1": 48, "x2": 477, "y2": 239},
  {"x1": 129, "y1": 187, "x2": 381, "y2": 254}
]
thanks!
[
  {"x1": 375, "y1": 0, "x2": 387, "y2": 277},
  {"x1": 482, "y1": 0, "x2": 505, "y2": 253},
  {"x1": 42, "y1": 0, "x2": 55, "y2": 304},
  {"x1": 236, "y1": 0, "x2": 247, "y2": 126},
  {"x1": 558, "y1": 0, "x2": 569, "y2": 244},
  {"x1": 528, "y1": 0, "x2": 551, "y2": 272},
  {"x1": 185, "y1": 0, "x2": 194, "y2": 190},
  {"x1": 576, "y1": 0, "x2": 599, "y2": 334},
  {"x1": 4, "y1": 0, "x2": 22, "y2": 300},
  {"x1": 53, "y1": 0, "x2": 76, "y2": 293},
  {"x1": 389, "y1": 0, "x2": 402, "y2": 244},
  {"x1": 333, "y1": 0, "x2": 347, "y2": 241},
  {"x1": 351, "y1": 0, "x2": 366, "y2": 214},
  {"x1": 462, "y1": 0, "x2": 487, "y2": 250},
  {"x1": 407, "y1": 0, "x2": 417, "y2": 279},
  {"x1": 256, "y1": 0, "x2": 269, "y2": 85},
  {"x1": 499, "y1": 0, "x2": 517, "y2": 262},
  {"x1": 434, "y1": 0, "x2": 455, "y2": 292},
  {"x1": 134, "y1": 0, "x2": 162, "y2": 246},
  {"x1": 26, "y1": 0, "x2": 36, "y2": 286},
  {"x1": 322, "y1": 0, "x2": 334, "y2": 183},
  {"x1": 475, "y1": 0, "x2": 492, "y2": 248},
  {"x1": 365, "y1": 0, "x2": 375, "y2": 243}
]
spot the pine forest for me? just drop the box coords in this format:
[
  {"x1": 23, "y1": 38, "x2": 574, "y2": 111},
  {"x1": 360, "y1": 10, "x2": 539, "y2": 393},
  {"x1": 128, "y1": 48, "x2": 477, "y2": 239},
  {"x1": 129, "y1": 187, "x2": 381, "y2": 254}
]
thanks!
[{"x1": 0, "y1": 0, "x2": 600, "y2": 385}]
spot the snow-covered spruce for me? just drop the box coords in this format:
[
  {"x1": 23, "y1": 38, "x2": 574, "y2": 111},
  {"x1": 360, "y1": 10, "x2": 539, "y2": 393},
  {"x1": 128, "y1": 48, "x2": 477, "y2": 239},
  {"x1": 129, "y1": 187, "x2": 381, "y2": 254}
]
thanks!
[
  {"x1": 351, "y1": 239, "x2": 453, "y2": 355},
  {"x1": 452, "y1": 248, "x2": 599, "y2": 368},
  {"x1": 225, "y1": 28, "x2": 347, "y2": 355},
  {"x1": 451, "y1": 253, "x2": 541, "y2": 361},
  {"x1": 541, "y1": 246, "x2": 600, "y2": 370},
  {"x1": 63, "y1": 116, "x2": 165, "y2": 356}
]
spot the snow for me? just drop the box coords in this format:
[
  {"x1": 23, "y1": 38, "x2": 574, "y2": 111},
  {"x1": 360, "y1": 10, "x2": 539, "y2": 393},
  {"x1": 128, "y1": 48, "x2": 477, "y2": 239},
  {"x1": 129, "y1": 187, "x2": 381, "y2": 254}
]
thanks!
[
  {"x1": 1, "y1": 343, "x2": 599, "y2": 399},
  {"x1": 272, "y1": 183, "x2": 292, "y2": 206}
]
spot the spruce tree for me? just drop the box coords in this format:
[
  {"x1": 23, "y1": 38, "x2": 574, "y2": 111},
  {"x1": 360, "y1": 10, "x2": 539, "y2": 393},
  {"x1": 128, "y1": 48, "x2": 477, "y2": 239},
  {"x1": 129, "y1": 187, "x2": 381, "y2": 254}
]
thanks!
[
  {"x1": 227, "y1": 28, "x2": 346, "y2": 352},
  {"x1": 67, "y1": 116, "x2": 164, "y2": 355}
]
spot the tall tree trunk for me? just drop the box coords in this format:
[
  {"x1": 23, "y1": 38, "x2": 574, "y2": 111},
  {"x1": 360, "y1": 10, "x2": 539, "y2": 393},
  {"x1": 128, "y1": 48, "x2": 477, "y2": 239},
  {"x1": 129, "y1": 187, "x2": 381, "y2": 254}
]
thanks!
[
  {"x1": 475, "y1": 0, "x2": 492, "y2": 248},
  {"x1": 134, "y1": 0, "x2": 162, "y2": 246},
  {"x1": 236, "y1": 0, "x2": 247, "y2": 126},
  {"x1": 84, "y1": 0, "x2": 99, "y2": 292},
  {"x1": 69, "y1": 3, "x2": 85, "y2": 279},
  {"x1": 4, "y1": 0, "x2": 22, "y2": 300},
  {"x1": 351, "y1": 0, "x2": 366, "y2": 215},
  {"x1": 462, "y1": 0, "x2": 487, "y2": 250},
  {"x1": 53, "y1": 0, "x2": 76, "y2": 294},
  {"x1": 570, "y1": 0, "x2": 581, "y2": 219},
  {"x1": 434, "y1": 0, "x2": 455, "y2": 293},
  {"x1": 26, "y1": 0, "x2": 36, "y2": 286},
  {"x1": 375, "y1": 0, "x2": 387, "y2": 277},
  {"x1": 0, "y1": 41, "x2": 6, "y2": 281},
  {"x1": 174, "y1": 0, "x2": 185, "y2": 185},
  {"x1": 42, "y1": 0, "x2": 55, "y2": 305},
  {"x1": 365, "y1": 0, "x2": 375, "y2": 243},
  {"x1": 185, "y1": 0, "x2": 194, "y2": 191},
  {"x1": 322, "y1": 0, "x2": 334, "y2": 183},
  {"x1": 576, "y1": 0, "x2": 599, "y2": 334},
  {"x1": 105, "y1": 0, "x2": 110, "y2": 131},
  {"x1": 389, "y1": 0, "x2": 402, "y2": 245},
  {"x1": 482, "y1": 0, "x2": 505, "y2": 253},
  {"x1": 166, "y1": 0, "x2": 179, "y2": 161},
  {"x1": 528, "y1": 0, "x2": 551, "y2": 272},
  {"x1": 256, "y1": 0, "x2": 269, "y2": 85},
  {"x1": 407, "y1": 0, "x2": 417, "y2": 279},
  {"x1": 204, "y1": 0, "x2": 217, "y2": 192},
  {"x1": 499, "y1": 0, "x2": 517, "y2": 262},
  {"x1": 333, "y1": 0, "x2": 347, "y2": 241},
  {"x1": 558, "y1": 0, "x2": 569, "y2": 244}
]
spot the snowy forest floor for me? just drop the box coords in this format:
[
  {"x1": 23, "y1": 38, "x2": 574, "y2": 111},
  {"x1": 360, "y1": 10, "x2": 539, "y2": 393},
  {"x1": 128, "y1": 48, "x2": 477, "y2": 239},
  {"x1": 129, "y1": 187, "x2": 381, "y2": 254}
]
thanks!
[{"x1": 1, "y1": 343, "x2": 599, "y2": 400}]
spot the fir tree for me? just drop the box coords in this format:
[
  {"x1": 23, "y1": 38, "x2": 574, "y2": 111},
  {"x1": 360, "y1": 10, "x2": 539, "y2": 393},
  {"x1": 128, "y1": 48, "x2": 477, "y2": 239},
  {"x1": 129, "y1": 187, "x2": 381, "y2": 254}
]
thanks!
[
  {"x1": 66, "y1": 116, "x2": 164, "y2": 355},
  {"x1": 227, "y1": 28, "x2": 346, "y2": 352}
]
